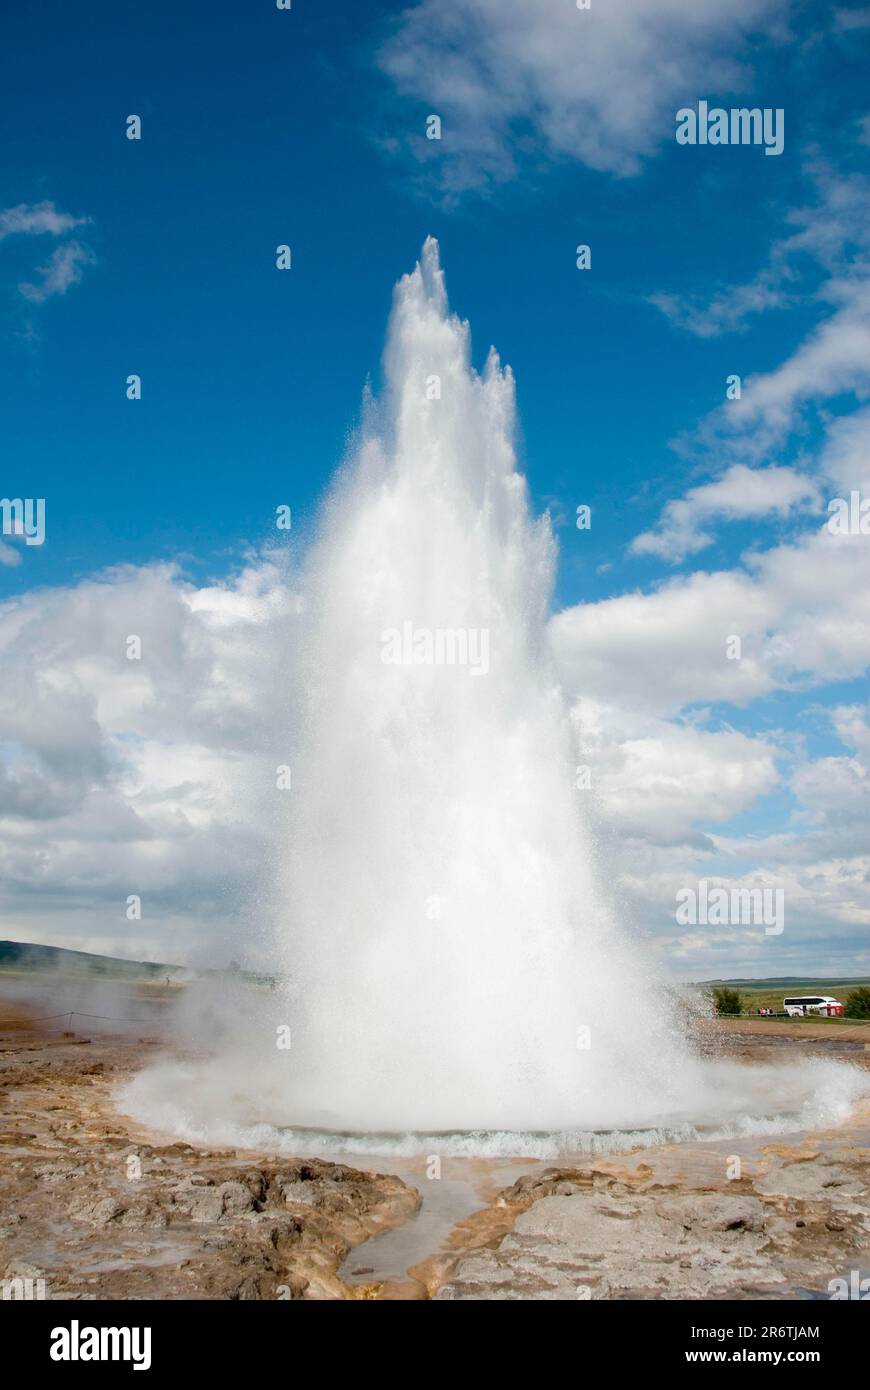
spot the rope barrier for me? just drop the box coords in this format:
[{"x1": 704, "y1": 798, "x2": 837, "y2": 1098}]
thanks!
[{"x1": 22, "y1": 1010, "x2": 153, "y2": 1025}]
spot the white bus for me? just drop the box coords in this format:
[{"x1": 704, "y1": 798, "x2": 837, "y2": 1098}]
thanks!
[{"x1": 783, "y1": 995, "x2": 844, "y2": 1017}]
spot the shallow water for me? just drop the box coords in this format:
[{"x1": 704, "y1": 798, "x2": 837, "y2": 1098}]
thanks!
[
  {"x1": 121, "y1": 1048, "x2": 870, "y2": 1161},
  {"x1": 337, "y1": 1112, "x2": 870, "y2": 1292},
  {"x1": 338, "y1": 1156, "x2": 537, "y2": 1287}
]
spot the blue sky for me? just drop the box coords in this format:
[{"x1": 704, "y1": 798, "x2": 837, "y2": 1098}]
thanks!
[
  {"x1": 1, "y1": 0, "x2": 869, "y2": 977},
  {"x1": 1, "y1": 0, "x2": 849, "y2": 599}
]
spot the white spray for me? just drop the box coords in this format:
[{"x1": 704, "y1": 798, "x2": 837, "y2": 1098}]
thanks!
[
  {"x1": 122, "y1": 241, "x2": 867, "y2": 1154},
  {"x1": 274, "y1": 239, "x2": 697, "y2": 1133}
]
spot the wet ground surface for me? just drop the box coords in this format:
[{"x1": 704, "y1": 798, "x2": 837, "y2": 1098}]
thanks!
[
  {"x1": 431, "y1": 1120, "x2": 870, "y2": 1300},
  {"x1": 2, "y1": 999, "x2": 869, "y2": 1300},
  {"x1": 339, "y1": 1019, "x2": 870, "y2": 1295},
  {"x1": 337, "y1": 1156, "x2": 545, "y2": 1295},
  {"x1": 0, "y1": 1003, "x2": 418, "y2": 1300}
]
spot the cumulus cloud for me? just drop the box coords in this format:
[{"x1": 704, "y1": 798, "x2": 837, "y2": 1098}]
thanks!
[
  {"x1": 572, "y1": 701, "x2": 780, "y2": 845},
  {"x1": 591, "y1": 748, "x2": 870, "y2": 974},
  {"x1": 784, "y1": 704, "x2": 870, "y2": 838},
  {"x1": 550, "y1": 514, "x2": 870, "y2": 974},
  {"x1": 377, "y1": 0, "x2": 786, "y2": 194},
  {"x1": 791, "y1": 754, "x2": 868, "y2": 828},
  {"x1": 631, "y1": 463, "x2": 821, "y2": 562},
  {"x1": 831, "y1": 703, "x2": 870, "y2": 758},
  {"x1": 554, "y1": 521, "x2": 870, "y2": 716},
  {"x1": 818, "y1": 406, "x2": 870, "y2": 496},
  {"x1": 2, "y1": 535, "x2": 865, "y2": 977},
  {"x1": 0, "y1": 560, "x2": 300, "y2": 965},
  {"x1": 626, "y1": 207, "x2": 870, "y2": 962}
]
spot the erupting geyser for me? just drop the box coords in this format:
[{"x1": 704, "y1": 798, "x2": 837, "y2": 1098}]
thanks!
[
  {"x1": 275, "y1": 238, "x2": 695, "y2": 1133},
  {"x1": 123, "y1": 241, "x2": 867, "y2": 1156}
]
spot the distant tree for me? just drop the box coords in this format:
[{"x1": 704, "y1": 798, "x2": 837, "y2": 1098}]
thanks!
[
  {"x1": 844, "y1": 986, "x2": 870, "y2": 1019},
  {"x1": 712, "y1": 987, "x2": 742, "y2": 1016}
]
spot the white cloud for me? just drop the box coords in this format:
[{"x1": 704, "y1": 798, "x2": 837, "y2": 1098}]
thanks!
[
  {"x1": 651, "y1": 159, "x2": 870, "y2": 509},
  {"x1": 2, "y1": 539, "x2": 865, "y2": 976},
  {"x1": 0, "y1": 560, "x2": 300, "y2": 965},
  {"x1": 641, "y1": 154, "x2": 870, "y2": 626},
  {"x1": 573, "y1": 702, "x2": 779, "y2": 844},
  {"x1": 818, "y1": 404, "x2": 870, "y2": 495},
  {"x1": 791, "y1": 754, "x2": 868, "y2": 827},
  {"x1": 554, "y1": 518, "x2": 870, "y2": 718},
  {"x1": 0, "y1": 201, "x2": 88, "y2": 242},
  {"x1": 785, "y1": 704, "x2": 870, "y2": 834},
  {"x1": 18, "y1": 240, "x2": 95, "y2": 304},
  {"x1": 650, "y1": 158, "x2": 870, "y2": 338},
  {"x1": 0, "y1": 201, "x2": 95, "y2": 308},
  {"x1": 622, "y1": 141, "x2": 869, "y2": 962},
  {"x1": 549, "y1": 529, "x2": 870, "y2": 974},
  {"x1": 831, "y1": 703, "x2": 870, "y2": 759},
  {"x1": 377, "y1": 0, "x2": 787, "y2": 193},
  {"x1": 648, "y1": 275, "x2": 791, "y2": 339},
  {"x1": 631, "y1": 463, "x2": 820, "y2": 562},
  {"x1": 723, "y1": 277, "x2": 870, "y2": 439}
]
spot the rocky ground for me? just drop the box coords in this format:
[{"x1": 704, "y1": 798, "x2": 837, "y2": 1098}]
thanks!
[
  {"x1": 431, "y1": 1023, "x2": 870, "y2": 1300},
  {"x1": 0, "y1": 1003, "x2": 418, "y2": 1300},
  {"x1": 2, "y1": 1001, "x2": 869, "y2": 1301},
  {"x1": 433, "y1": 1139, "x2": 870, "y2": 1300}
]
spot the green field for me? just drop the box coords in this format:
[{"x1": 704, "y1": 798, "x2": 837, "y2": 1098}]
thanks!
[{"x1": 694, "y1": 976, "x2": 870, "y2": 1016}]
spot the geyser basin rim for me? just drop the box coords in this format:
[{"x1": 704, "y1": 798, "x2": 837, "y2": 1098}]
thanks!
[{"x1": 120, "y1": 1050, "x2": 870, "y2": 1160}]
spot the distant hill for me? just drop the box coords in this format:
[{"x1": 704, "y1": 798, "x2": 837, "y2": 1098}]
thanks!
[
  {"x1": 0, "y1": 940, "x2": 276, "y2": 988},
  {"x1": 0, "y1": 940, "x2": 181, "y2": 980},
  {"x1": 694, "y1": 976, "x2": 870, "y2": 987}
]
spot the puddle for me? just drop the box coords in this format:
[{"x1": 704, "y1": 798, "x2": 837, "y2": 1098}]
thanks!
[{"x1": 337, "y1": 1155, "x2": 542, "y2": 1288}]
